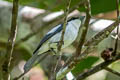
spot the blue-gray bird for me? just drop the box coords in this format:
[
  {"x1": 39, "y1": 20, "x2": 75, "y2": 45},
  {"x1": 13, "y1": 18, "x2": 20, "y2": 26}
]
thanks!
[{"x1": 24, "y1": 16, "x2": 85, "y2": 72}]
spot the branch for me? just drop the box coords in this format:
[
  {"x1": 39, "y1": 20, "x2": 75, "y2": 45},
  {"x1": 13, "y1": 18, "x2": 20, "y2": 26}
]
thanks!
[
  {"x1": 84, "y1": 19, "x2": 120, "y2": 46},
  {"x1": 57, "y1": 1, "x2": 71, "y2": 52},
  {"x1": 75, "y1": 0, "x2": 91, "y2": 56},
  {"x1": 105, "y1": 67, "x2": 120, "y2": 77},
  {"x1": 76, "y1": 54, "x2": 120, "y2": 80},
  {"x1": 50, "y1": 0, "x2": 72, "y2": 79},
  {"x1": 113, "y1": 0, "x2": 119, "y2": 55},
  {"x1": 2, "y1": 0, "x2": 19, "y2": 80}
]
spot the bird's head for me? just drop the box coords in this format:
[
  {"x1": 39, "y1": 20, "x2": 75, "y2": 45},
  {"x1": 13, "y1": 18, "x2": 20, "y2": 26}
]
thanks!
[{"x1": 68, "y1": 16, "x2": 85, "y2": 29}]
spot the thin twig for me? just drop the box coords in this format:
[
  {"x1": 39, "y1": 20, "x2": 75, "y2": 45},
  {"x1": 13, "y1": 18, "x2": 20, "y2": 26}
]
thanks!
[
  {"x1": 105, "y1": 67, "x2": 120, "y2": 77},
  {"x1": 57, "y1": 0, "x2": 71, "y2": 52},
  {"x1": 113, "y1": 0, "x2": 119, "y2": 55},
  {"x1": 2, "y1": 0, "x2": 19, "y2": 80},
  {"x1": 50, "y1": 0, "x2": 72, "y2": 79},
  {"x1": 56, "y1": 0, "x2": 91, "y2": 79},
  {"x1": 76, "y1": 54, "x2": 120, "y2": 80},
  {"x1": 75, "y1": 0, "x2": 91, "y2": 57}
]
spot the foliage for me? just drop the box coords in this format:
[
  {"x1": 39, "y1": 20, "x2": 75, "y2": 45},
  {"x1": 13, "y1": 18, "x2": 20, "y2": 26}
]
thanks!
[{"x1": 72, "y1": 56, "x2": 99, "y2": 76}]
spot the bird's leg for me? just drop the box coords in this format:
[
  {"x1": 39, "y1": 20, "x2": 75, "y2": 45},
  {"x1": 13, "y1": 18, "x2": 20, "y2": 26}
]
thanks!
[
  {"x1": 48, "y1": 42, "x2": 57, "y2": 55},
  {"x1": 48, "y1": 41, "x2": 64, "y2": 55}
]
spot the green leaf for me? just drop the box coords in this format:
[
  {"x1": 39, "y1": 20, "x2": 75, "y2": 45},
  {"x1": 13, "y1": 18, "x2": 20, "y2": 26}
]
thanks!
[
  {"x1": 90, "y1": 0, "x2": 118, "y2": 15},
  {"x1": 72, "y1": 56, "x2": 99, "y2": 76},
  {"x1": 78, "y1": 0, "x2": 120, "y2": 15}
]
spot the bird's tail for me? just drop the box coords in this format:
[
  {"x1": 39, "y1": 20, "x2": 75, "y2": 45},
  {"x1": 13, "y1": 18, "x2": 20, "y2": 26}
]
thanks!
[
  {"x1": 24, "y1": 51, "x2": 49, "y2": 73},
  {"x1": 24, "y1": 53, "x2": 39, "y2": 73}
]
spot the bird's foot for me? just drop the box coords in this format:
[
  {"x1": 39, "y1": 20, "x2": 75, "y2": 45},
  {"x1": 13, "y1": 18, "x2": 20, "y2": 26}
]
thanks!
[{"x1": 50, "y1": 48, "x2": 57, "y2": 55}]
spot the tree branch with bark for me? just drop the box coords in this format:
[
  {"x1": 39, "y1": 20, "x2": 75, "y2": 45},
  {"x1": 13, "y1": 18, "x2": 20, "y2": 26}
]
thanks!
[{"x1": 2, "y1": 0, "x2": 19, "y2": 80}]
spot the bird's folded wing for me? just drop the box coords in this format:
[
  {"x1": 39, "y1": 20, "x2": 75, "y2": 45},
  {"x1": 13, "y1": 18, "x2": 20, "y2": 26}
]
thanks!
[{"x1": 33, "y1": 24, "x2": 63, "y2": 54}]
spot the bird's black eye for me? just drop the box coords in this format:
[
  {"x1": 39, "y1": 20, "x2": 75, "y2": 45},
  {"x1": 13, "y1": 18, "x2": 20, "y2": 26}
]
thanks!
[{"x1": 108, "y1": 48, "x2": 113, "y2": 51}]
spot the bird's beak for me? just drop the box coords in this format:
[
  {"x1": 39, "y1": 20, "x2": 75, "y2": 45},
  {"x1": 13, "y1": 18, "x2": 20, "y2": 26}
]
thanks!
[{"x1": 79, "y1": 16, "x2": 85, "y2": 21}]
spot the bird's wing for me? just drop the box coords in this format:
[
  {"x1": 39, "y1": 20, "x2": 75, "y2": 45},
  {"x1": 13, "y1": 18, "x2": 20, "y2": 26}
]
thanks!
[{"x1": 33, "y1": 24, "x2": 63, "y2": 54}]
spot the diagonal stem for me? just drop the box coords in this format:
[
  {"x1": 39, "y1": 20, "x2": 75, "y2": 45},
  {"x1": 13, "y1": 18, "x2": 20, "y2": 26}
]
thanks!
[
  {"x1": 105, "y1": 67, "x2": 120, "y2": 77},
  {"x1": 76, "y1": 54, "x2": 120, "y2": 80},
  {"x1": 51, "y1": 0, "x2": 72, "y2": 79}
]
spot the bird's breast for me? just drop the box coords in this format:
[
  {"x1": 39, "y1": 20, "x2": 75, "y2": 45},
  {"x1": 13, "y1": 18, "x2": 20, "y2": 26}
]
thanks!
[{"x1": 48, "y1": 25, "x2": 78, "y2": 49}]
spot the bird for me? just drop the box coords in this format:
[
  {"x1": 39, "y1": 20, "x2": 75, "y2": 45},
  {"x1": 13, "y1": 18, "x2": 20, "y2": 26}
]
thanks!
[{"x1": 24, "y1": 16, "x2": 85, "y2": 72}]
